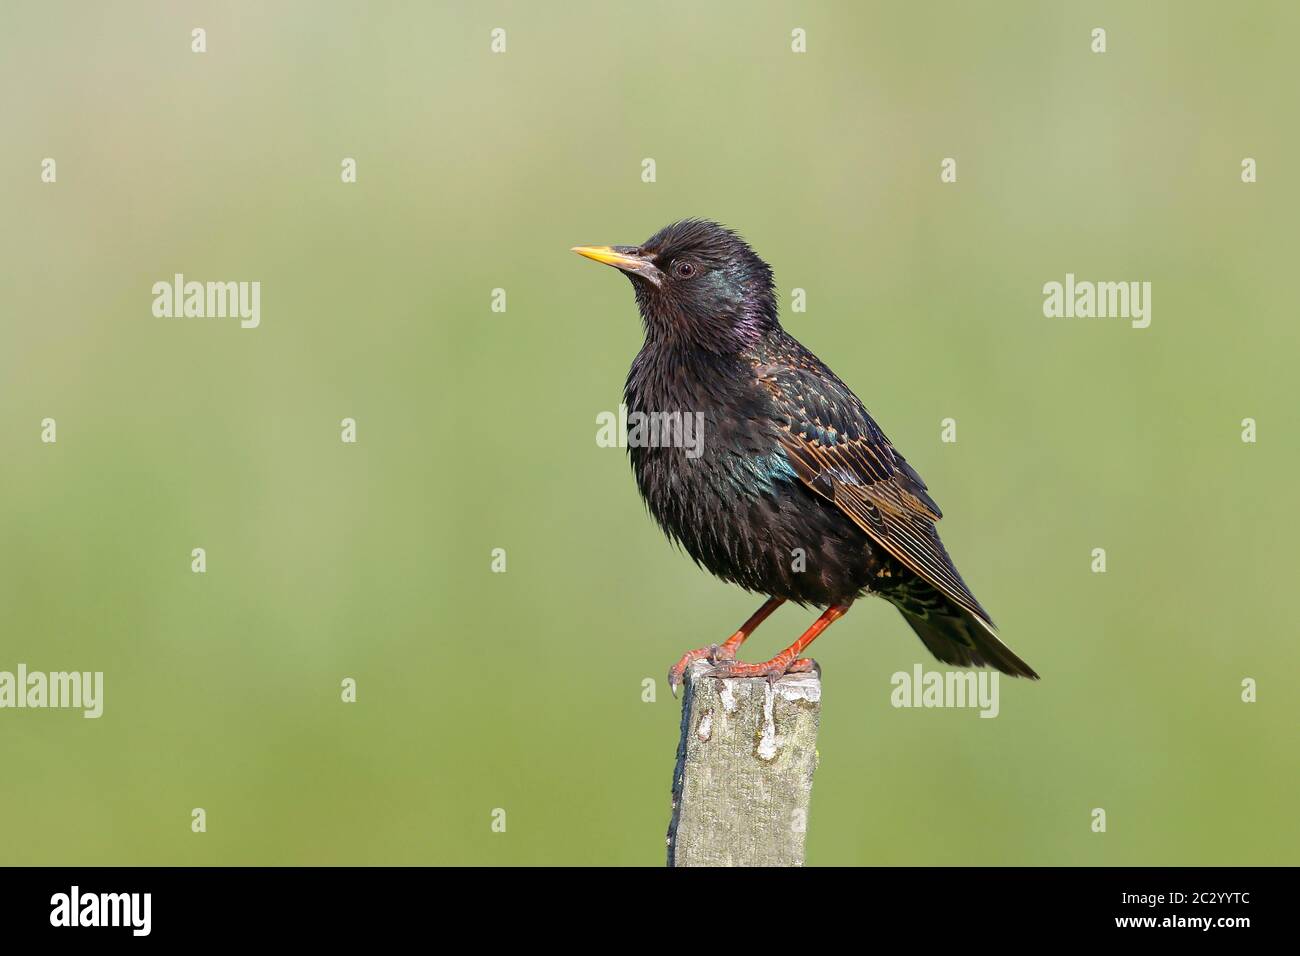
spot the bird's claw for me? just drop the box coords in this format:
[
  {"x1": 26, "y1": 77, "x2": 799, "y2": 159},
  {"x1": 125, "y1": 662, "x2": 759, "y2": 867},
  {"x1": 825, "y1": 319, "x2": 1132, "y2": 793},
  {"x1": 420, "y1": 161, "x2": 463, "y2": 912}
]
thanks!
[
  {"x1": 707, "y1": 656, "x2": 819, "y2": 685},
  {"x1": 667, "y1": 643, "x2": 737, "y2": 698}
]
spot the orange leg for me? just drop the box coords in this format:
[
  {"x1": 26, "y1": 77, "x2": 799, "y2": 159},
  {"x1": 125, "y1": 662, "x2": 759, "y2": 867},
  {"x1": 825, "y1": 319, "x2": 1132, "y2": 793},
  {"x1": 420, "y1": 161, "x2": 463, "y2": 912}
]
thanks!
[
  {"x1": 710, "y1": 603, "x2": 852, "y2": 683},
  {"x1": 668, "y1": 597, "x2": 785, "y2": 696}
]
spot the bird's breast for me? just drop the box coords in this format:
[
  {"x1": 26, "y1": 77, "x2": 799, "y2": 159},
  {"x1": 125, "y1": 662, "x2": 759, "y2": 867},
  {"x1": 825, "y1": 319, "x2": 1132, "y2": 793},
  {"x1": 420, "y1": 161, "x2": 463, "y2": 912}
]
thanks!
[{"x1": 623, "y1": 350, "x2": 875, "y2": 604}]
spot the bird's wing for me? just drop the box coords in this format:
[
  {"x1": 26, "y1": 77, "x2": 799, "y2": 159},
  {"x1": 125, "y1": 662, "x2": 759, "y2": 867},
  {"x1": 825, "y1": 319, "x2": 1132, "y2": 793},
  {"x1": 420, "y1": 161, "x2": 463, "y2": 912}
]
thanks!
[{"x1": 755, "y1": 354, "x2": 993, "y2": 625}]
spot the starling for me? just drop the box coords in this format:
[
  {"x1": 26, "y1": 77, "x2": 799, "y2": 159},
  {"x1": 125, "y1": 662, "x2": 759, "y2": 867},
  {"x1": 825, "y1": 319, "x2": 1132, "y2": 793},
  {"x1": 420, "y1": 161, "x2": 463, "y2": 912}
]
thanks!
[{"x1": 573, "y1": 220, "x2": 1038, "y2": 694}]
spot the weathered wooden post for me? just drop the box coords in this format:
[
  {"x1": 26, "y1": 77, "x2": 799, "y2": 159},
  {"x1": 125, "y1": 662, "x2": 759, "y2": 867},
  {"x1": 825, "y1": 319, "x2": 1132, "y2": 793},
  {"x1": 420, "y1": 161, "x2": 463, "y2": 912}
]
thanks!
[{"x1": 667, "y1": 659, "x2": 822, "y2": 866}]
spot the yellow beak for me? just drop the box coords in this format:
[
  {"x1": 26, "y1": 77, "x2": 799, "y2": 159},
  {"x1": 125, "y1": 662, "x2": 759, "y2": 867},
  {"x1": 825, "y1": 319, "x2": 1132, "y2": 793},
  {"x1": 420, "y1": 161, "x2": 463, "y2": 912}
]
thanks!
[
  {"x1": 571, "y1": 245, "x2": 643, "y2": 269},
  {"x1": 571, "y1": 244, "x2": 664, "y2": 286}
]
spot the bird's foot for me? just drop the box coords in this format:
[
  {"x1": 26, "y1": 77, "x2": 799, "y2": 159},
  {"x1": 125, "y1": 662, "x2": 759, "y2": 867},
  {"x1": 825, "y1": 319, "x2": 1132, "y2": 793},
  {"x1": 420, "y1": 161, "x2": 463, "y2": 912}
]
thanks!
[
  {"x1": 708, "y1": 656, "x2": 820, "y2": 686},
  {"x1": 668, "y1": 643, "x2": 738, "y2": 697}
]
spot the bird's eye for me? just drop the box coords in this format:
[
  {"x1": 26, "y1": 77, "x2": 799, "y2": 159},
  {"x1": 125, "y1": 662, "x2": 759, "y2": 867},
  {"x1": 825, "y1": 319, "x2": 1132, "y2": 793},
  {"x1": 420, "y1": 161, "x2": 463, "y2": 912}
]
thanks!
[{"x1": 673, "y1": 259, "x2": 696, "y2": 279}]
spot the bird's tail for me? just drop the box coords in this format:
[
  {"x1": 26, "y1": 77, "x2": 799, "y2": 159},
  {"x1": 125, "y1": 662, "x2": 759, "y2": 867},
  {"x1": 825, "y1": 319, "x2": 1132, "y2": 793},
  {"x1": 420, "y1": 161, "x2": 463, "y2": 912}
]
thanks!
[{"x1": 892, "y1": 588, "x2": 1039, "y2": 679}]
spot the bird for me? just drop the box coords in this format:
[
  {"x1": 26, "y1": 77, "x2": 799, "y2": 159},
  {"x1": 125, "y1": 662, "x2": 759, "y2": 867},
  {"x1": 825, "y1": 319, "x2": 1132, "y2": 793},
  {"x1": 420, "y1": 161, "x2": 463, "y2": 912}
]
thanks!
[{"x1": 572, "y1": 219, "x2": 1038, "y2": 695}]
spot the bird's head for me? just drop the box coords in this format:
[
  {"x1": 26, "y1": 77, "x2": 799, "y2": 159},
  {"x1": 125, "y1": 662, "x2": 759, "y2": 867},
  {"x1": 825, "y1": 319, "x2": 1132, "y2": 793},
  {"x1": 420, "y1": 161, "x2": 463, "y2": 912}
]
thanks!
[{"x1": 572, "y1": 219, "x2": 778, "y2": 352}]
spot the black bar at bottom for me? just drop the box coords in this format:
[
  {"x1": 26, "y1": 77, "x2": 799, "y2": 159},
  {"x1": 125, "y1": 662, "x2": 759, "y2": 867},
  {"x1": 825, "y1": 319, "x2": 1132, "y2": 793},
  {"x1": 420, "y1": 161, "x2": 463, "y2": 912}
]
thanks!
[{"x1": 0, "y1": 865, "x2": 1279, "y2": 941}]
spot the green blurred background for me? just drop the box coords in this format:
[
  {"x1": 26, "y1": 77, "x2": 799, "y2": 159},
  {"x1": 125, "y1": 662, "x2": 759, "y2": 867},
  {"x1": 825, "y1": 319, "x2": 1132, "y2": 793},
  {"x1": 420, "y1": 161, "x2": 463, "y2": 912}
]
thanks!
[{"x1": 1, "y1": 1, "x2": 1296, "y2": 866}]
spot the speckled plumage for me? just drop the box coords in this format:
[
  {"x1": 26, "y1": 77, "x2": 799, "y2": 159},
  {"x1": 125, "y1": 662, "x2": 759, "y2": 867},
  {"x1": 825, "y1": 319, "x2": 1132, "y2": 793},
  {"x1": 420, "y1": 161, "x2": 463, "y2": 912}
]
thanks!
[{"x1": 582, "y1": 219, "x2": 1037, "y2": 679}]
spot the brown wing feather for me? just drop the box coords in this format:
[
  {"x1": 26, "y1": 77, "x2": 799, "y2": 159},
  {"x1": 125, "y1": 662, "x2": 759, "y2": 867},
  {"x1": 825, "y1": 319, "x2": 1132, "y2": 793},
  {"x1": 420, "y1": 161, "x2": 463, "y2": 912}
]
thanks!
[{"x1": 778, "y1": 430, "x2": 993, "y2": 625}]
